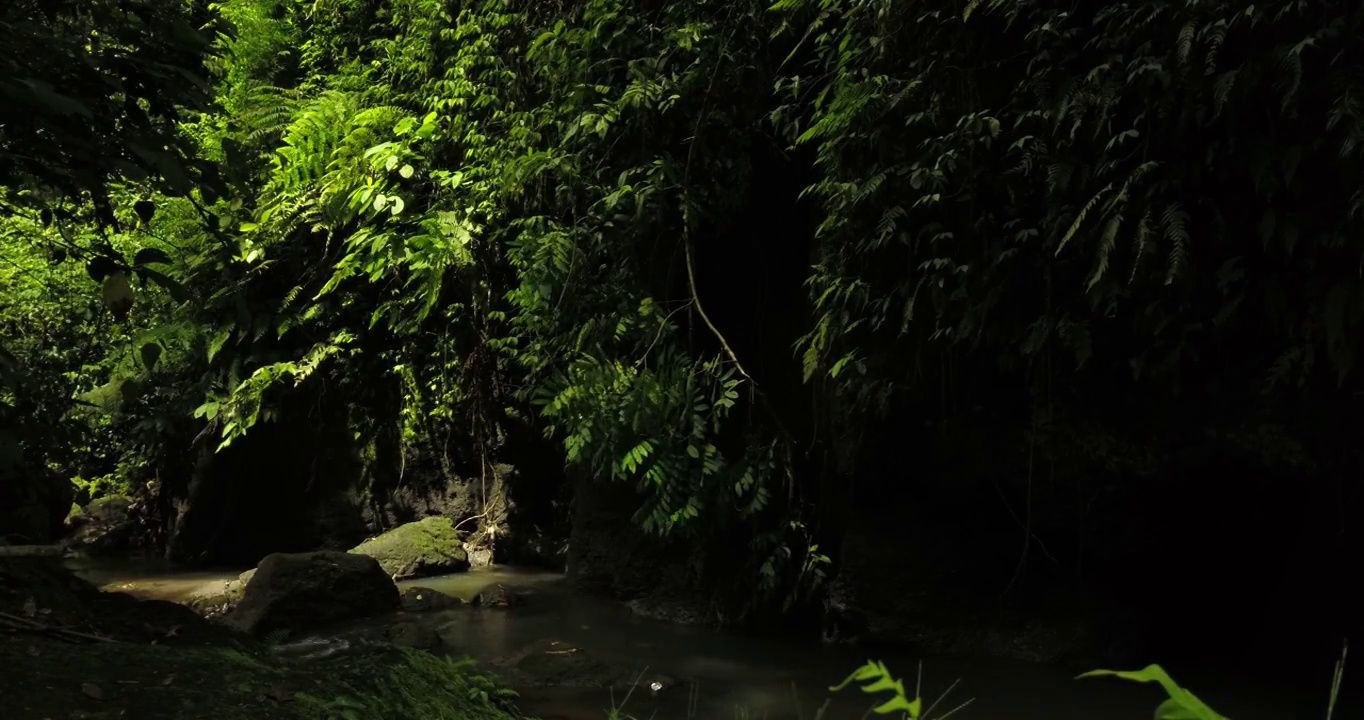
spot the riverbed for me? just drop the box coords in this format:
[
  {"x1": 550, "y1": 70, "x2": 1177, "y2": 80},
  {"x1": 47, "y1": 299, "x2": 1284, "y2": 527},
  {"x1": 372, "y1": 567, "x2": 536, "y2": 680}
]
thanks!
[{"x1": 65, "y1": 558, "x2": 1323, "y2": 720}]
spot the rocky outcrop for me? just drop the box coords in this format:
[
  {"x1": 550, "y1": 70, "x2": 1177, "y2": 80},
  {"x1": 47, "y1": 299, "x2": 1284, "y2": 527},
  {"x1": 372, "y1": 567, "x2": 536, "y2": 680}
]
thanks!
[
  {"x1": 349, "y1": 516, "x2": 469, "y2": 580},
  {"x1": 164, "y1": 385, "x2": 371, "y2": 567},
  {"x1": 384, "y1": 461, "x2": 571, "y2": 572},
  {"x1": 362, "y1": 470, "x2": 483, "y2": 531},
  {"x1": 225, "y1": 551, "x2": 399, "y2": 636},
  {"x1": 0, "y1": 461, "x2": 73, "y2": 545},
  {"x1": 492, "y1": 525, "x2": 568, "y2": 571},
  {"x1": 157, "y1": 380, "x2": 563, "y2": 573},
  {"x1": 824, "y1": 506, "x2": 1112, "y2": 664},
  {"x1": 564, "y1": 472, "x2": 698, "y2": 602},
  {"x1": 62, "y1": 496, "x2": 138, "y2": 555}
]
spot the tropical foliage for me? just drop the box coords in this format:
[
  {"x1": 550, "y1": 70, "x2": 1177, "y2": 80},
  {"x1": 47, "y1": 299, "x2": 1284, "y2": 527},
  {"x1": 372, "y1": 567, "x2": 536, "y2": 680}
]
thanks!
[{"x1": 1, "y1": 0, "x2": 1359, "y2": 633}]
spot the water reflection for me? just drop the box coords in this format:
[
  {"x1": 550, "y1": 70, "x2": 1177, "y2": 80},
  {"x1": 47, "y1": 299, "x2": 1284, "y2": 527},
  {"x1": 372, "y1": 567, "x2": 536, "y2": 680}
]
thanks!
[{"x1": 397, "y1": 572, "x2": 1308, "y2": 720}]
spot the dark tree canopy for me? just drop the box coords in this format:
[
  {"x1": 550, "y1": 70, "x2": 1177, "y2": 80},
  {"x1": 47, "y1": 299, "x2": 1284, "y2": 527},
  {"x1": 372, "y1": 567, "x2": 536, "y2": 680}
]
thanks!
[{"x1": 0, "y1": 0, "x2": 216, "y2": 213}]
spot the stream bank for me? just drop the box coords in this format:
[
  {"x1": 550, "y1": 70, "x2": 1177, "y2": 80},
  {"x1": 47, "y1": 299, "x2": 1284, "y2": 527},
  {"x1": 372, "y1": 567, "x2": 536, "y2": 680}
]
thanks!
[
  {"x1": 61, "y1": 557, "x2": 1326, "y2": 720},
  {"x1": 0, "y1": 557, "x2": 521, "y2": 720}
]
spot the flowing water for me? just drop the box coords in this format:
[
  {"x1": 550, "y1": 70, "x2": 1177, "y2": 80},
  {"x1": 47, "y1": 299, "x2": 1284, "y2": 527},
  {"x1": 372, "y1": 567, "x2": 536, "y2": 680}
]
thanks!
[{"x1": 66, "y1": 559, "x2": 1326, "y2": 720}]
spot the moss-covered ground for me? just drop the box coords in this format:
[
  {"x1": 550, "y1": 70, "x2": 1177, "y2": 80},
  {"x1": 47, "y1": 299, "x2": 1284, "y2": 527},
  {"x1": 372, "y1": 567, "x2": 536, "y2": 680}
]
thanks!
[
  {"x1": 0, "y1": 558, "x2": 525, "y2": 720},
  {"x1": 1, "y1": 637, "x2": 524, "y2": 720}
]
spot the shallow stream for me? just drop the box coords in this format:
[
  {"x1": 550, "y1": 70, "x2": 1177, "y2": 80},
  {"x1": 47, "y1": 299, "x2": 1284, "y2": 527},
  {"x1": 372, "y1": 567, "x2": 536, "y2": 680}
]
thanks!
[{"x1": 66, "y1": 558, "x2": 1321, "y2": 720}]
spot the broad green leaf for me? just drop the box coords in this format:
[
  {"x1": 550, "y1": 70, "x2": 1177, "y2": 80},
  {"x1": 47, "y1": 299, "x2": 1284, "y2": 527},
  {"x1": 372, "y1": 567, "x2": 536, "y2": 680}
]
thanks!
[
  {"x1": 1078, "y1": 666, "x2": 1229, "y2": 720},
  {"x1": 873, "y1": 695, "x2": 922, "y2": 716},
  {"x1": 830, "y1": 353, "x2": 853, "y2": 378}
]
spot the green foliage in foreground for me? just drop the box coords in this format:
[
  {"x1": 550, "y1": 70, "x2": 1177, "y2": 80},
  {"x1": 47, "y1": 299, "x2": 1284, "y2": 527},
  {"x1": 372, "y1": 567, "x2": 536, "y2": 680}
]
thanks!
[
  {"x1": 605, "y1": 658, "x2": 1281, "y2": 720},
  {"x1": 0, "y1": 637, "x2": 521, "y2": 720},
  {"x1": 830, "y1": 660, "x2": 929, "y2": 718},
  {"x1": 830, "y1": 659, "x2": 1224, "y2": 720},
  {"x1": 1079, "y1": 665, "x2": 1228, "y2": 720},
  {"x1": 826, "y1": 649, "x2": 1350, "y2": 720},
  {"x1": 293, "y1": 650, "x2": 521, "y2": 720}
]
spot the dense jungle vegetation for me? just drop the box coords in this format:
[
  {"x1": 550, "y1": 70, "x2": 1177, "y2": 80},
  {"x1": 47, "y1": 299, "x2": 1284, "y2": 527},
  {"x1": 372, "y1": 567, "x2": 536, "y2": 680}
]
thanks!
[{"x1": 1, "y1": 0, "x2": 1359, "y2": 695}]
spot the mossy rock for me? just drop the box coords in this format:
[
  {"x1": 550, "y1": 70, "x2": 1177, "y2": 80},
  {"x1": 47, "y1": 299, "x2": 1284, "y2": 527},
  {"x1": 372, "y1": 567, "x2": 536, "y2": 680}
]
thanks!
[
  {"x1": 226, "y1": 552, "x2": 398, "y2": 636},
  {"x1": 63, "y1": 495, "x2": 138, "y2": 554},
  {"x1": 2, "y1": 559, "x2": 518, "y2": 719},
  {"x1": 349, "y1": 516, "x2": 469, "y2": 580}
]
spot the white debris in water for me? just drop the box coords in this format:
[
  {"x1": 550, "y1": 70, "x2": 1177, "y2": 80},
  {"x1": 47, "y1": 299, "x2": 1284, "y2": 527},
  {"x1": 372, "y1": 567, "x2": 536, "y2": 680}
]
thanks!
[{"x1": 650, "y1": 681, "x2": 664, "y2": 693}]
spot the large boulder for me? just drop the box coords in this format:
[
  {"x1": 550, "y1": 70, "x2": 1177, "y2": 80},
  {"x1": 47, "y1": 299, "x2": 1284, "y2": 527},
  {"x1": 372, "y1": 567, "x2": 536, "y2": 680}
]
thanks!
[
  {"x1": 491, "y1": 524, "x2": 568, "y2": 572},
  {"x1": 565, "y1": 472, "x2": 697, "y2": 600},
  {"x1": 62, "y1": 496, "x2": 138, "y2": 554},
  {"x1": 164, "y1": 387, "x2": 370, "y2": 567},
  {"x1": 225, "y1": 551, "x2": 398, "y2": 636},
  {"x1": 348, "y1": 516, "x2": 468, "y2": 580},
  {"x1": 0, "y1": 461, "x2": 73, "y2": 545},
  {"x1": 825, "y1": 508, "x2": 1107, "y2": 664}
]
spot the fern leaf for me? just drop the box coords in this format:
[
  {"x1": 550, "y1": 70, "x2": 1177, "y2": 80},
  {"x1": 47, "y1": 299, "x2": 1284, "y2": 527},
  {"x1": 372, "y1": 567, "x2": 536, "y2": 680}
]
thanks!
[
  {"x1": 1056, "y1": 183, "x2": 1115, "y2": 256},
  {"x1": 1087, "y1": 212, "x2": 1122, "y2": 292},
  {"x1": 1161, "y1": 203, "x2": 1191, "y2": 285}
]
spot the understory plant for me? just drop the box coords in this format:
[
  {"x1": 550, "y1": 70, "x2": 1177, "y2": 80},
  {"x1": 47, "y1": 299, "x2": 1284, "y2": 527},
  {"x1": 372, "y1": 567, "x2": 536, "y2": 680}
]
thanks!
[
  {"x1": 829, "y1": 660, "x2": 971, "y2": 720},
  {"x1": 833, "y1": 646, "x2": 1350, "y2": 720}
]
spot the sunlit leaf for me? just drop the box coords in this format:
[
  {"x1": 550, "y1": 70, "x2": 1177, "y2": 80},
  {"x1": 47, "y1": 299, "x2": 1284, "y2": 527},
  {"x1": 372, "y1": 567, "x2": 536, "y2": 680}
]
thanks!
[{"x1": 1079, "y1": 666, "x2": 1228, "y2": 720}]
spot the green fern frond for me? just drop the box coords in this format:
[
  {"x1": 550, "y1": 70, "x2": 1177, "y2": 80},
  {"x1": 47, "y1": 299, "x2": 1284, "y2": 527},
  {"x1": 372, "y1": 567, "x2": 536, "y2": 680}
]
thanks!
[
  {"x1": 1056, "y1": 182, "x2": 1115, "y2": 255},
  {"x1": 1160, "y1": 203, "x2": 1191, "y2": 285}
]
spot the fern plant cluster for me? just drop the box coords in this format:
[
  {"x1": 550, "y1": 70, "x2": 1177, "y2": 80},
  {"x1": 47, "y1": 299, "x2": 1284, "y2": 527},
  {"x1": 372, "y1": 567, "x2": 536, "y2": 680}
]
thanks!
[
  {"x1": 774, "y1": 0, "x2": 1364, "y2": 463},
  {"x1": 153, "y1": 0, "x2": 831, "y2": 616},
  {"x1": 4, "y1": 0, "x2": 1363, "y2": 622},
  {"x1": 208, "y1": 0, "x2": 1364, "y2": 616}
]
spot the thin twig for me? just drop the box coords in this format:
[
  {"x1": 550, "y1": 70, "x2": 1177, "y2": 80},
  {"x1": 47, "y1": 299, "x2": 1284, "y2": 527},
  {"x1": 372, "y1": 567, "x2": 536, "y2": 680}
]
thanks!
[
  {"x1": 1326, "y1": 638, "x2": 1348, "y2": 720},
  {"x1": 683, "y1": 239, "x2": 753, "y2": 384},
  {"x1": 0, "y1": 611, "x2": 115, "y2": 643},
  {"x1": 676, "y1": 10, "x2": 798, "y2": 448}
]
